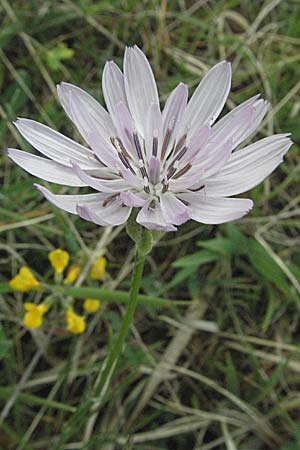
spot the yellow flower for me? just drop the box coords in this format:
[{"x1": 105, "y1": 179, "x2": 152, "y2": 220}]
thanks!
[
  {"x1": 9, "y1": 266, "x2": 40, "y2": 292},
  {"x1": 48, "y1": 249, "x2": 69, "y2": 275},
  {"x1": 90, "y1": 256, "x2": 106, "y2": 280},
  {"x1": 84, "y1": 298, "x2": 101, "y2": 313},
  {"x1": 23, "y1": 303, "x2": 48, "y2": 329},
  {"x1": 63, "y1": 264, "x2": 80, "y2": 284},
  {"x1": 66, "y1": 308, "x2": 86, "y2": 334}
]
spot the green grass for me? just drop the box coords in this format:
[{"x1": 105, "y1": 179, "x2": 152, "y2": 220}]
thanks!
[{"x1": 1, "y1": 0, "x2": 300, "y2": 449}]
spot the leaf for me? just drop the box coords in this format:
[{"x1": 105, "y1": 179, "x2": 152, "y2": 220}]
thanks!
[
  {"x1": 158, "y1": 266, "x2": 198, "y2": 294},
  {"x1": 247, "y1": 240, "x2": 292, "y2": 296},
  {"x1": 197, "y1": 237, "x2": 238, "y2": 255},
  {"x1": 224, "y1": 352, "x2": 240, "y2": 396},
  {"x1": 173, "y1": 250, "x2": 219, "y2": 268},
  {"x1": 45, "y1": 43, "x2": 74, "y2": 70}
]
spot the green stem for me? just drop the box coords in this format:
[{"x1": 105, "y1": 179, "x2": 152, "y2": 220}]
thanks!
[
  {"x1": 2, "y1": 283, "x2": 189, "y2": 307},
  {"x1": 94, "y1": 249, "x2": 145, "y2": 400}
]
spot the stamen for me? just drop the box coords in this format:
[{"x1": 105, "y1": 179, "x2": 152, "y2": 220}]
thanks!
[
  {"x1": 115, "y1": 137, "x2": 131, "y2": 159},
  {"x1": 114, "y1": 138, "x2": 136, "y2": 175},
  {"x1": 117, "y1": 150, "x2": 136, "y2": 175},
  {"x1": 160, "y1": 128, "x2": 172, "y2": 161},
  {"x1": 176, "y1": 145, "x2": 188, "y2": 161},
  {"x1": 166, "y1": 145, "x2": 188, "y2": 173},
  {"x1": 189, "y1": 184, "x2": 205, "y2": 192},
  {"x1": 140, "y1": 166, "x2": 149, "y2": 180},
  {"x1": 161, "y1": 177, "x2": 169, "y2": 193},
  {"x1": 143, "y1": 177, "x2": 150, "y2": 194},
  {"x1": 103, "y1": 194, "x2": 118, "y2": 207},
  {"x1": 172, "y1": 163, "x2": 192, "y2": 179},
  {"x1": 166, "y1": 146, "x2": 189, "y2": 179},
  {"x1": 133, "y1": 132, "x2": 144, "y2": 161},
  {"x1": 173, "y1": 133, "x2": 187, "y2": 155},
  {"x1": 179, "y1": 198, "x2": 190, "y2": 206},
  {"x1": 167, "y1": 167, "x2": 176, "y2": 180},
  {"x1": 152, "y1": 135, "x2": 158, "y2": 157}
]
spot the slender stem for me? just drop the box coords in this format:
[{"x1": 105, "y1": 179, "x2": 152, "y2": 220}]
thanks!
[
  {"x1": 93, "y1": 249, "x2": 145, "y2": 401},
  {"x1": 3, "y1": 282, "x2": 190, "y2": 307},
  {"x1": 55, "y1": 250, "x2": 146, "y2": 447}
]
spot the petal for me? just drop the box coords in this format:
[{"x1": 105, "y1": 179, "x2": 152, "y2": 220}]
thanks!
[
  {"x1": 204, "y1": 134, "x2": 292, "y2": 196},
  {"x1": 14, "y1": 118, "x2": 98, "y2": 169},
  {"x1": 210, "y1": 97, "x2": 269, "y2": 149},
  {"x1": 124, "y1": 45, "x2": 159, "y2": 137},
  {"x1": 76, "y1": 205, "x2": 109, "y2": 226},
  {"x1": 137, "y1": 200, "x2": 177, "y2": 231},
  {"x1": 35, "y1": 184, "x2": 107, "y2": 214},
  {"x1": 8, "y1": 149, "x2": 86, "y2": 186},
  {"x1": 77, "y1": 198, "x2": 131, "y2": 226},
  {"x1": 180, "y1": 125, "x2": 210, "y2": 165},
  {"x1": 183, "y1": 61, "x2": 231, "y2": 137},
  {"x1": 178, "y1": 193, "x2": 253, "y2": 224},
  {"x1": 120, "y1": 191, "x2": 147, "y2": 207},
  {"x1": 144, "y1": 102, "x2": 163, "y2": 159},
  {"x1": 160, "y1": 192, "x2": 190, "y2": 225},
  {"x1": 73, "y1": 162, "x2": 127, "y2": 193},
  {"x1": 113, "y1": 102, "x2": 136, "y2": 159},
  {"x1": 65, "y1": 91, "x2": 119, "y2": 168},
  {"x1": 210, "y1": 94, "x2": 260, "y2": 136},
  {"x1": 169, "y1": 170, "x2": 203, "y2": 192},
  {"x1": 102, "y1": 61, "x2": 127, "y2": 120},
  {"x1": 87, "y1": 129, "x2": 119, "y2": 169},
  {"x1": 193, "y1": 138, "x2": 233, "y2": 179},
  {"x1": 161, "y1": 82, "x2": 188, "y2": 160},
  {"x1": 57, "y1": 82, "x2": 115, "y2": 143}
]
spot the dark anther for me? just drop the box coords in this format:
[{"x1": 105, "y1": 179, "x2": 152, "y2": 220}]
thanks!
[
  {"x1": 172, "y1": 163, "x2": 192, "y2": 179},
  {"x1": 189, "y1": 184, "x2": 205, "y2": 192},
  {"x1": 102, "y1": 194, "x2": 118, "y2": 207},
  {"x1": 152, "y1": 136, "x2": 158, "y2": 157},
  {"x1": 160, "y1": 128, "x2": 172, "y2": 161}
]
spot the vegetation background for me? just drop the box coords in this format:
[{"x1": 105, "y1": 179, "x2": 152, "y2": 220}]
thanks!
[{"x1": 1, "y1": 0, "x2": 300, "y2": 449}]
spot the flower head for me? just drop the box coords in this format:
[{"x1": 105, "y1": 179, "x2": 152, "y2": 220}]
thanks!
[
  {"x1": 90, "y1": 256, "x2": 106, "y2": 280},
  {"x1": 64, "y1": 264, "x2": 80, "y2": 284},
  {"x1": 84, "y1": 298, "x2": 101, "y2": 313},
  {"x1": 10, "y1": 266, "x2": 40, "y2": 291},
  {"x1": 24, "y1": 302, "x2": 48, "y2": 329},
  {"x1": 49, "y1": 249, "x2": 69, "y2": 275},
  {"x1": 66, "y1": 308, "x2": 86, "y2": 334},
  {"x1": 8, "y1": 46, "x2": 292, "y2": 231}
]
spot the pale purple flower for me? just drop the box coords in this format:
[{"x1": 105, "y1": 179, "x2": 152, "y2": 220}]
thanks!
[{"x1": 8, "y1": 46, "x2": 292, "y2": 231}]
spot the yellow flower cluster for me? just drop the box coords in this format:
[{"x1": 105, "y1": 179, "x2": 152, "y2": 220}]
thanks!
[
  {"x1": 64, "y1": 264, "x2": 81, "y2": 284},
  {"x1": 90, "y1": 256, "x2": 106, "y2": 280},
  {"x1": 84, "y1": 299, "x2": 101, "y2": 313},
  {"x1": 9, "y1": 267, "x2": 40, "y2": 292},
  {"x1": 48, "y1": 249, "x2": 70, "y2": 275},
  {"x1": 66, "y1": 308, "x2": 86, "y2": 334},
  {"x1": 24, "y1": 303, "x2": 48, "y2": 329},
  {"x1": 9, "y1": 249, "x2": 106, "y2": 334}
]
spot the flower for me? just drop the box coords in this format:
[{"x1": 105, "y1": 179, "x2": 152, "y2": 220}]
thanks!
[
  {"x1": 64, "y1": 264, "x2": 80, "y2": 284},
  {"x1": 66, "y1": 308, "x2": 86, "y2": 334},
  {"x1": 8, "y1": 46, "x2": 292, "y2": 231},
  {"x1": 49, "y1": 249, "x2": 69, "y2": 275},
  {"x1": 10, "y1": 266, "x2": 40, "y2": 291},
  {"x1": 90, "y1": 256, "x2": 106, "y2": 280},
  {"x1": 83, "y1": 298, "x2": 101, "y2": 313},
  {"x1": 24, "y1": 302, "x2": 48, "y2": 329}
]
